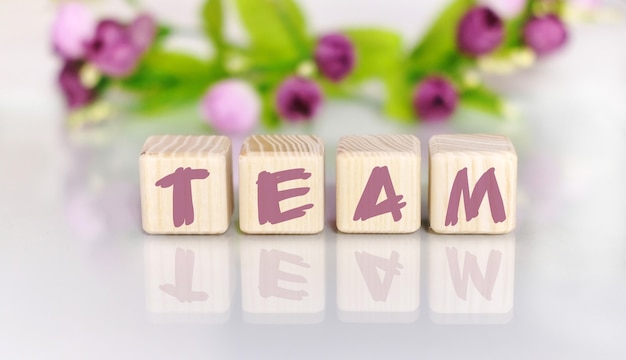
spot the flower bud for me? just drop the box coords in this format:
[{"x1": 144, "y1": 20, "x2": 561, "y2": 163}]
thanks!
[
  {"x1": 523, "y1": 14, "x2": 567, "y2": 56},
  {"x1": 84, "y1": 20, "x2": 141, "y2": 77},
  {"x1": 58, "y1": 61, "x2": 96, "y2": 109},
  {"x1": 314, "y1": 33, "x2": 355, "y2": 82},
  {"x1": 200, "y1": 80, "x2": 261, "y2": 134},
  {"x1": 275, "y1": 77, "x2": 323, "y2": 122},
  {"x1": 51, "y1": 2, "x2": 96, "y2": 59},
  {"x1": 412, "y1": 76, "x2": 458, "y2": 121},
  {"x1": 457, "y1": 6, "x2": 504, "y2": 56},
  {"x1": 129, "y1": 14, "x2": 157, "y2": 53}
]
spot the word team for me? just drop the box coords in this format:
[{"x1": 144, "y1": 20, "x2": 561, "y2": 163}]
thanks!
[{"x1": 139, "y1": 133, "x2": 517, "y2": 235}]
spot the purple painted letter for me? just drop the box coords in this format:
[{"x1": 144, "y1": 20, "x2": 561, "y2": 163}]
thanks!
[
  {"x1": 445, "y1": 167, "x2": 506, "y2": 226},
  {"x1": 257, "y1": 168, "x2": 313, "y2": 225},
  {"x1": 159, "y1": 248, "x2": 209, "y2": 302},
  {"x1": 353, "y1": 166, "x2": 406, "y2": 222},
  {"x1": 355, "y1": 251, "x2": 403, "y2": 302},
  {"x1": 155, "y1": 167, "x2": 210, "y2": 227},
  {"x1": 446, "y1": 247, "x2": 502, "y2": 301},
  {"x1": 258, "y1": 249, "x2": 310, "y2": 300}
]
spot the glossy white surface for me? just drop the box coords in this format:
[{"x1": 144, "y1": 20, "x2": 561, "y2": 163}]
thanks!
[{"x1": 1, "y1": 1, "x2": 625, "y2": 359}]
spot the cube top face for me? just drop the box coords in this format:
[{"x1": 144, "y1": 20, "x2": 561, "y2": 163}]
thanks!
[
  {"x1": 140, "y1": 135, "x2": 233, "y2": 235},
  {"x1": 429, "y1": 134, "x2": 516, "y2": 157},
  {"x1": 142, "y1": 135, "x2": 231, "y2": 158},
  {"x1": 429, "y1": 134, "x2": 517, "y2": 234},
  {"x1": 240, "y1": 134, "x2": 324, "y2": 156},
  {"x1": 336, "y1": 135, "x2": 421, "y2": 234},
  {"x1": 239, "y1": 135, "x2": 325, "y2": 234},
  {"x1": 337, "y1": 134, "x2": 420, "y2": 156}
]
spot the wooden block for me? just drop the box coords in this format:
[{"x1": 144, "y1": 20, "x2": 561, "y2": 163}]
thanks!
[
  {"x1": 239, "y1": 134, "x2": 324, "y2": 234},
  {"x1": 139, "y1": 135, "x2": 233, "y2": 234},
  {"x1": 336, "y1": 135, "x2": 421, "y2": 233},
  {"x1": 429, "y1": 134, "x2": 517, "y2": 234},
  {"x1": 428, "y1": 233, "x2": 515, "y2": 324}
]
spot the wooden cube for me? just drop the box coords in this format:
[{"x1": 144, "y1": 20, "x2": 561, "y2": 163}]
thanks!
[
  {"x1": 239, "y1": 135, "x2": 324, "y2": 234},
  {"x1": 428, "y1": 233, "x2": 515, "y2": 324},
  {"x1": 139, "y1": 135, "x2": 233, "y2": 234},
  {"x1": 429, "y1": 134, "x2": 517, "y2": 234},
  {"x1": 336, "y1": 135, "x2": 421, "y2": 233}
]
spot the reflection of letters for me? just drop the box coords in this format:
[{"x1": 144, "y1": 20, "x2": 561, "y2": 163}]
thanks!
[
  {"x1": 445, "y1": 167, "x2": 506, "y2": 226},
  {"x1": 159, "y1": 248, "x2": 209, "y2": 303},
  {"x1": 446, "y1": 247, "x2": 502, "y2": 301},
  {"x1": 353, "y1": 166, "x2": 406, "y2": 222},
  {"x1": 256, "y1": 169, "x2": 313, "y2": 225},
  {"x1": 355, "y1": 251, "x2": 403, "y2": 302},
  {"x1": 258, "y1": 249, "x2": 310, "y2": 300},
  {"x1": 155, "y1": 167, "x2": 210, "y2": 227}
]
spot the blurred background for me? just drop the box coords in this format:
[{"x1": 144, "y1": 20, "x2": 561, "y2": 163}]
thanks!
[{"x1": 0, "y1": 0, "x2": 625, "y2": 359}]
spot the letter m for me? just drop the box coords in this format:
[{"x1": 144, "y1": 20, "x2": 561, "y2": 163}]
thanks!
[{"x1": 445, "y1": 167, "x2": 506, "y2": 226}]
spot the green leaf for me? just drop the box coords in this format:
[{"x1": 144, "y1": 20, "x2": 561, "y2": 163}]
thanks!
[
  {"x1": 408, "y1": 0, "x2": 474, "y2": 73},
  {"x1": 118, "y1": 50, "x2": 222, "y2": 114},
  {"x1": 383, "y1": 67, "x2": 415, "y2": 121},
  {"x1": 460, "y1": 86, "x2": 505, "y2": 117},
  {"x1": 235, "y1": 0, "x2": 310, "y2": 62},
  {"x1": 261, "y1": 89, "x2": 281, "y2": 128},
  {"x1": 343, "y1": 28, "x2": 404, "y2": 82},
  {"x1": 202, "y1": 0, "x2": 225, "y2": 51}
]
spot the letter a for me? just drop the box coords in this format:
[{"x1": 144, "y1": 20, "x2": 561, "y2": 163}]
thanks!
[
  {"x1": 353, "y1": 166, "x2": 406, "y2": 222},
  {"x1": 445, "y1": 167, "x2": 506, "y2": 226}
]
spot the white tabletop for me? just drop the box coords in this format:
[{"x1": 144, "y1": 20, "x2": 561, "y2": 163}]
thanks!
[{"x1": 1, "y1": 1, "x2": 625, "y2": 359}]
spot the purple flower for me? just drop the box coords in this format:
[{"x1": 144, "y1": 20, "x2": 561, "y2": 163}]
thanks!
[
  {"x1": 58, "y1": 61, "x2": 96, "y2": 109},
  {"x1": 412, "y1": 76, "x2": 458, "y2": 121},
  {"x1": 51, "y1": 2, "x2": 96, "y2": 59},
  {"x1": 523, "y1": 14, "x2": 567, "y2": 56},
  {"x1": 314, "y1": 33, "x2": 356, "y2": 82},
  {"x1": 200, "y1": 80, "x2": 261, "y2": 134},
  {"x1": 84, "y1": 15, "x2": 156, "y2": 77},
  {"x1": 275, "y1": 77, "x2": 324, "y2": 122},
  {"x1": 457, "y1": 6, "x2": 504, "y2": 56}
]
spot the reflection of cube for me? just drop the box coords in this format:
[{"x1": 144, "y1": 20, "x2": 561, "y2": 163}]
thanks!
[
  {"x1": 336, "y1": 233, "x2": 420, "y2": 323},
  {"x1": 429, "y1": 134, "x2": 517, "y2": 234},
  {"x1": 240, "y1": 235, "x2": 325, "y2": 324},
  {"x1": 239, "y1": 135, "x2": 324, "y2": 234},
  {"x1": 428, "y1": 233, "x2": 515, "y2": 324},
  {"x1": 139, "y1": 135, "x2": 233, "y2": 234},
  {"x1": 336, "y1": 135, "x2": 421, "y2": 233},
  {"x1": 144, "y1": 235, "x2": 234, "y2": 323}
]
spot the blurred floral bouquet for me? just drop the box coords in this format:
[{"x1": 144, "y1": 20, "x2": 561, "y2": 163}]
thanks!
[{"x1": 53, "y1": 0, "x2": 592, "y2": 134}]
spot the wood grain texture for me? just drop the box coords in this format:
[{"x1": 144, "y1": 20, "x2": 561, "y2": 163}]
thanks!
[
  {"x1": 336, "y1": 135, "x2": 421, "y2": 233},
  {"x1": 139, "y1": 135, "x2": 233, "y2": 234},
  {"x1": 239, "y1": 135, "x2": 324, "y2": 234},
  {"x1": 429, "y1": 134, "x2": 517, "y2": 234}
]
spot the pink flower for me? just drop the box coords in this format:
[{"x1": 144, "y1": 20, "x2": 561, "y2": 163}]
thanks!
[
  {"x1": 200, "y1": 80, "x2": 261, "y2": 134},
  {"x1": 51, "y1": 2, "x2": 96, "y2": 59},
  {"x1": 523, "y1": 14, "x2": 567, "y2": 56}
]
